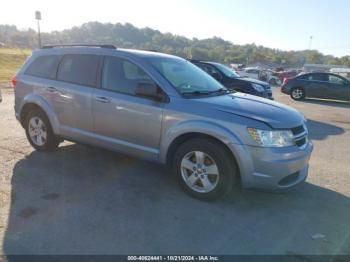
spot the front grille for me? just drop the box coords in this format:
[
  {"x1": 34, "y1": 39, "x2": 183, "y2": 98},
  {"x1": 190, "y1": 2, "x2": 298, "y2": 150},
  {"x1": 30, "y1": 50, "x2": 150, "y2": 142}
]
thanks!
[
  {"x1": 292, "y1": 125, "x2": 305, "y2": 135},
  {"x1": 295, "y1": 137, "x2": 307, "y2": 147},
  {"x1": 291, "y1": 124, "x2": 308, "y2": 148}
]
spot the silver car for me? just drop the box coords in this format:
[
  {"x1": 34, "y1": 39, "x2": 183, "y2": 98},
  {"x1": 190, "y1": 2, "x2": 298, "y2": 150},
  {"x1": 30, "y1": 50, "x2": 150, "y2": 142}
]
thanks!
[{"x1": 14, "y1": 45, "x2": 313, "y2": 200}]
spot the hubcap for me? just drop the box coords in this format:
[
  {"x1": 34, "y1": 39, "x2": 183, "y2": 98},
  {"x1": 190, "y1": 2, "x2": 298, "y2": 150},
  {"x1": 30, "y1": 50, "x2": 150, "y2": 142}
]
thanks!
[
  {"x1": 292, "y1": 89, "x2": 303, "y2": 99},
  {"x1": 28, "y1": 117, "x2": 47, "y2": 146},
  {"x1": 180, "y1": 151, "x2": 219, "y2": 193}
]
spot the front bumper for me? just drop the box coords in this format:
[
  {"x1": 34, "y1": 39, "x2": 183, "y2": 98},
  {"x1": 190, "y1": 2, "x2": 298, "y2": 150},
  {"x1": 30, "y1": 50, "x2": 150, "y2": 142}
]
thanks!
[{"x1": 228, "y1": 141, "x2": 313, "y2": 191}]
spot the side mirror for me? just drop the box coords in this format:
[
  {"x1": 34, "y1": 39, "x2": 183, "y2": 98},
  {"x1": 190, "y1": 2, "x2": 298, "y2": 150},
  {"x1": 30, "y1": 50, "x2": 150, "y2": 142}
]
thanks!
[
  {"x1": 135, "y1": 82, "x2": 165, "y2": 102},
  {"x1": 211, "y1": 72, "x2": 222, "y2": 81}
]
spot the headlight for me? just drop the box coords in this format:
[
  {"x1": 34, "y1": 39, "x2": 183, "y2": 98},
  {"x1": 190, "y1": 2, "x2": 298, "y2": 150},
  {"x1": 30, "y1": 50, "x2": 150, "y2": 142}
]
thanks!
[
  {"x1": 251, "y1": 83, "x2": 265, "y2": 92},
  {"x1": 247, "y1": 128, "x2": 294, "y2": 147}
]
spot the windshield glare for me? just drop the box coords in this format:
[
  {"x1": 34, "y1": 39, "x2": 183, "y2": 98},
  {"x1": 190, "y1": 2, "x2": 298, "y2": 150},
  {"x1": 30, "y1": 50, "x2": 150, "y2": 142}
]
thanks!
[
  {"x1": 213, "y1": 63, "x2": 240, "y2": 78},
  {"x1": 148, "y1": 57, "x2": 225, "y2": 95}
]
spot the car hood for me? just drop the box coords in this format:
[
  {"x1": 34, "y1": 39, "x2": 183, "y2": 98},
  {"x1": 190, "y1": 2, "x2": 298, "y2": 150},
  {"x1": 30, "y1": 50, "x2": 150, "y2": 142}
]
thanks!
[
  {"x1": 198, "y1": 93, "x2": 304, "y2": 129},
  {"x1": 237, "y1": 77, "x2": 269, "y2": 86}
]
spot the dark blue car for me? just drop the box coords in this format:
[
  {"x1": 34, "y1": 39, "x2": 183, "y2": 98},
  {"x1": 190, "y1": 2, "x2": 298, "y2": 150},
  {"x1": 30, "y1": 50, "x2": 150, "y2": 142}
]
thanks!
[
  {"x1": 191, "y1": 60, "x2": 273, "y2": 100},
  {"x1": 281, "y1": 72, "x2": 350, "y2": 101}
]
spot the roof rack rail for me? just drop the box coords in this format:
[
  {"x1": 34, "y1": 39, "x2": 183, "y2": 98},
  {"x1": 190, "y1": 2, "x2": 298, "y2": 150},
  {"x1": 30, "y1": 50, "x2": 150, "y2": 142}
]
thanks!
[{"x1": 41, "y1": 44, "x2": 117, "y2": 49}]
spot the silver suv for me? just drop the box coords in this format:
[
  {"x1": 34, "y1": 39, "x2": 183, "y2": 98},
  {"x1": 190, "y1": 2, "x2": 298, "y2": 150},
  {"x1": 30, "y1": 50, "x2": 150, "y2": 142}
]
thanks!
[{"x1": 14, "y1": 45, "x2": 313, "y2": 200}]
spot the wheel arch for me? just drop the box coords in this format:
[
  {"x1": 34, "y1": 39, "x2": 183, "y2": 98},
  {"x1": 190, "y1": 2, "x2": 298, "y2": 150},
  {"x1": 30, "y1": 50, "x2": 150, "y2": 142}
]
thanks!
[
  {"x1": 291, "y1": 86, "x2": 306, "y2": 95},
  {"x1": 19, "y1": 95, "x2": 60, "y2": 134},
  {"x1": 164, "y1": 132, "x2": 241, "y2": 180},
  {"x1": 161, "y1": 120, "x2": 242, "y2": 172}
]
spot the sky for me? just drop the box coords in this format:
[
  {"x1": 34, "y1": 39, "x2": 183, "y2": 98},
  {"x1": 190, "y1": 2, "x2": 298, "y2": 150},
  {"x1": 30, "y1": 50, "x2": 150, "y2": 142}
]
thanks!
[{"x1": 1, "y1": 0, "x2": 350, "y2": 57}]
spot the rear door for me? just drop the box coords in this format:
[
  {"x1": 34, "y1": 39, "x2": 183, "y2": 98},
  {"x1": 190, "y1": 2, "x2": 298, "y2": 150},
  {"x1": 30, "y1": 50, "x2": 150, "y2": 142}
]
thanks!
[
  {"x1": 303, "y1": 73, "x2": 329, "y2": 99},
  {"x1": 92, "y1": 55, "x2": 164, "y2": 160},
  {"x1": 23, "y1": 54, "x2": 62, "y2": 115},
  {"x1": 325, "y1": 74, "x2": 350, "y2": 101},
  {"x1": 55, "y1": 54, "x2": 100, "y2": 135}
]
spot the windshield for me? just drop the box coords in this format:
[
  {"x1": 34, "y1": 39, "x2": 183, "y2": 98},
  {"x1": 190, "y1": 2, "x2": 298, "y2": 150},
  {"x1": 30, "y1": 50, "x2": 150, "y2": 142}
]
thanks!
[
  {"x1": 212, "y1": 63, "x2": 240, "y2": 78},
  {"x1": 147, "y1": 57, "x2": 226, "y2": 96}
]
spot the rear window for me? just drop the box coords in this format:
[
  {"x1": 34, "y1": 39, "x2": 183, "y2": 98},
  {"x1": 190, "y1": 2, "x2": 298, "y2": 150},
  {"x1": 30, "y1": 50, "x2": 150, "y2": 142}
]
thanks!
[
  {"x1": 57, "y1": 54, "x2": 100, "y2": 87},
  {"x1": 25, "y1": 55, "x2": 61, "y2": 79}
]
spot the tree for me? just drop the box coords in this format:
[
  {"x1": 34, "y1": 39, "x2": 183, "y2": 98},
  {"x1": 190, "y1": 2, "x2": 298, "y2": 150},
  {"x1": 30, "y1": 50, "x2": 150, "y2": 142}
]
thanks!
[{"x1": 0, "y1": 22, "x2": 348, "y2": 68}]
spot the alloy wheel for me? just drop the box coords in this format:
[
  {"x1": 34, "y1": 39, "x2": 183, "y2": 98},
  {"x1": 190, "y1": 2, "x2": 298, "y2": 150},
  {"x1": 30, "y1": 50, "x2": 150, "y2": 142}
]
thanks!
[
  {"x1": 292, "y1": 89, "x2": 303, "y2": 99},
  {"x1": 28, "y1": 116, "x2": 47, "y2": 146},
  {"x1": 180, "y1": 151, "x2": 220, "y2": 193}
]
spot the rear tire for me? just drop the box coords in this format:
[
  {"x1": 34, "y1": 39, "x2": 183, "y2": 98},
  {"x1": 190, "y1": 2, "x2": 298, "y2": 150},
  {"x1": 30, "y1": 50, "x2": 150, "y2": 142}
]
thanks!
[
  {"x1": 173, "y1": 138, "x2": 238, "y2": 201},
  {"x1": 25, "y1": 109, "x2": 60, "y2": 152},
  {"x1": 290, "y1": 87, "x2": 305, "y2": 100}
]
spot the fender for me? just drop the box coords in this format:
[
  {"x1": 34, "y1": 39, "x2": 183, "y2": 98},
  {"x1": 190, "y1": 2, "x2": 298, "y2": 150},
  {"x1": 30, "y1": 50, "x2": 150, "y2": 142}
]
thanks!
[
  {"x1": 159, "y1": 119, "x2": 243, "y2": 163},
  {"x1": 20, "y1": 94, "x2": 60, "y2": 135}
]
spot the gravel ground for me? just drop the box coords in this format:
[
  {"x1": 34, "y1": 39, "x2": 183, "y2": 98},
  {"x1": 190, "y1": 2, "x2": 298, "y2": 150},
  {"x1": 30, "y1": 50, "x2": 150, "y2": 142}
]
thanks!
[{"x1": 0, "y1": 87, "x2": 350, "y2": 255}]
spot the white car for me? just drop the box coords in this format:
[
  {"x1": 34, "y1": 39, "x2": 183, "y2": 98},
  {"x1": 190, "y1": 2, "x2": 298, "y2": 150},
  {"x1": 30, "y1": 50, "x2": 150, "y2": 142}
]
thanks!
[
  {"x1": 238, "y1": 67, "x2": 260, "y2": 79},
  {"x1": 238, "y1": 68, "x2": 281, "y2": 85}
]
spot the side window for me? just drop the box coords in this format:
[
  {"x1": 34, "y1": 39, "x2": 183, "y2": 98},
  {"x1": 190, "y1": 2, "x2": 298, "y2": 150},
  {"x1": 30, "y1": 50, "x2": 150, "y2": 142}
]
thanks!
[
  {"x1": 197, "y1": 63, "x2": 222, "y2": 79},
  {"x1": 328, "y1": 75, "x2": 345, "y2": 85},
  {"x1": 102, "y1": 56, "x2": 155, "y2": 96},
  {"x1": 308, "y1": 74, "x2": 327, "y2": 82},
  {"x1": 297, "y1": 74, "x2": 308, "y2": 80},
  {"x1": 246, "y1": 69, "x2": 259, "y2": 74},
  {"x1": 57, "y1": 54, "x2": 100, "y2": 87},
  {"x1": 25, "y1": 55, "x2": 61, "y2": 79}
]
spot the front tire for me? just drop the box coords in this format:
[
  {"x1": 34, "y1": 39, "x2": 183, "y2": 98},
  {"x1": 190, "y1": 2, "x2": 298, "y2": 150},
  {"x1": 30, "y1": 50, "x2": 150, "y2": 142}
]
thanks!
[
  {"x1": 173, "y1": 138, "x2": 238, "y2": 201},
  {"x1": 25, "y1": 109, "x2": 60, "y2": 152},
  {"x1": 290, "y1": 87, "x2": 305, "y2": 100}
]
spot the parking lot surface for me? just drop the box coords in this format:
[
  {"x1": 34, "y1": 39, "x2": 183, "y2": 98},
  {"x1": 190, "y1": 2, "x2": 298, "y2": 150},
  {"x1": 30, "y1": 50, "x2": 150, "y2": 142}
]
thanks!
[{"x1": 0, "y1": 87, "x2": 350, "y2": 255}]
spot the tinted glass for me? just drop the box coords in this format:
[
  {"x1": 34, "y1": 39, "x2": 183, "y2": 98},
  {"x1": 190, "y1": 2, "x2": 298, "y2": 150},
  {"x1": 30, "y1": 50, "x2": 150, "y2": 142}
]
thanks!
[
  {"x1": 307, "y1": 74, "x2": 328, "y2": 81},
  {"x1": 246, "y1": 69, "x2": 259, "y2": 74},
  {"x1": 196, "y1": 63, "x2": 222, "y2": 79},
  {"x1": 148, "y1": 57, "x2": 224, "y2": 95},
  {"x1": 102, "y1": 56, "x2": 154, "y2": 95},
  {"x1": 57, "y1": 54, "x2": 100, "y2": 86},
  {"x1": 328, "y1": 75, "x2": 345, "y2": 85},
  {"x1": 25, "y1": 55, "x2": 61, "y2": 79},
  {"x1": 212, "y1": 63, "x2": 240, "y2": 78}
]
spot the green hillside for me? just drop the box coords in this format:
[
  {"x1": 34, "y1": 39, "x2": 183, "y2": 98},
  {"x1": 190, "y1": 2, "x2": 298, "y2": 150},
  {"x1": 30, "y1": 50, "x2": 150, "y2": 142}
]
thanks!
[{"x1": 0, "y1": 48, "x2": 31, "y2": 84}]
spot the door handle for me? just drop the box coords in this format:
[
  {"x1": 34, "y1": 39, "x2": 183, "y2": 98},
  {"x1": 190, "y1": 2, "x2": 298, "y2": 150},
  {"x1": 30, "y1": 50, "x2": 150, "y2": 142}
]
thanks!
[
  {"x1": 95, "y1": 96, "x2": 110, "y2": 103},
  {"x1": 46, "y1": 86, "x2": 57, "y2": 93}
]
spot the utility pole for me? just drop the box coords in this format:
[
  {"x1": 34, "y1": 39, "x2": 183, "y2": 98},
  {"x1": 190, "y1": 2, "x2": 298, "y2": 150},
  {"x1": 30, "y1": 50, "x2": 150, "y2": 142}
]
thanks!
[
  {"x1": 308, "y1": 36, "x2": 313, "y2": 50},
  {"x1": 35, "y1": 11, "x2": 42, "y2": 48}
]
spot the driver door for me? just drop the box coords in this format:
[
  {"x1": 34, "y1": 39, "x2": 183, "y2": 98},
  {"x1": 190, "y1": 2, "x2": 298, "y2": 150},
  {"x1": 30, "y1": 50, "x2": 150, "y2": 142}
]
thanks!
[
  {"x1": 92, "y1": 56, "x2": 165, "y2": 160},
  {"x1": 325, "y1": 74, "x2": 350, "y2": 101}
]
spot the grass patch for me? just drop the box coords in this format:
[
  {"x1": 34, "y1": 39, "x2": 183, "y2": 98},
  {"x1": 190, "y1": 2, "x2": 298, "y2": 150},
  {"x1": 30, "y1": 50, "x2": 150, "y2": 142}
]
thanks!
[{"x1": 0, "y1": 48, "x2": 32, "y2": 84}]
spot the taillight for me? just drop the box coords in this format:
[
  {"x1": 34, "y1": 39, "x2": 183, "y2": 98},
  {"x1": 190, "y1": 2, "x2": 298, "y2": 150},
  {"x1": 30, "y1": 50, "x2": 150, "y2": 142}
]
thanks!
[
  {"x1": 11, "y1": 75, "x2": 17, "y2": 88},
  {"x1": 283, "y1": 78, "x2": 289, "y2": 85}
]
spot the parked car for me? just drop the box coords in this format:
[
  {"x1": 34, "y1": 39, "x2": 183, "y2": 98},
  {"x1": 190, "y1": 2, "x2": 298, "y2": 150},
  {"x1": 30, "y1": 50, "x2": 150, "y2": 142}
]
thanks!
[
  {"x1": 238, "y1": 67, "x2": 281, "y2": 86},
  {"x1": 190, "y1": 60, "x2": 273, "y2": 100},
  {"x1": 14, "y1": 45, "x2": 313, "y2": 200},
  {"x1": 277, "y1": 70, "x2": 299, "y2": 83},
  {"x1": 281, "y1": 72, "x2": 350, "y2": 101},
  {"x1": 330, "y1": 68, "x2": 350, "y2": 79}
]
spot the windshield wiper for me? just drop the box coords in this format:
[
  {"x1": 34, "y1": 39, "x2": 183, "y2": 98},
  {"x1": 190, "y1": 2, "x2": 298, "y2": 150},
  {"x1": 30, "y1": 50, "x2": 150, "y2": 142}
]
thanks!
[
  {"x1": 209, "y1": 88, "x2": 227, "y2": 94},
  {"x1": 181, "y1": 88, "x2": 234, "y2": 97},
  {"x1": 208, "y1": 88, "x2": 234, "y2": 95},
  {"x1": 181, "y1": 90, "x2": 211, "y2": 96}
]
